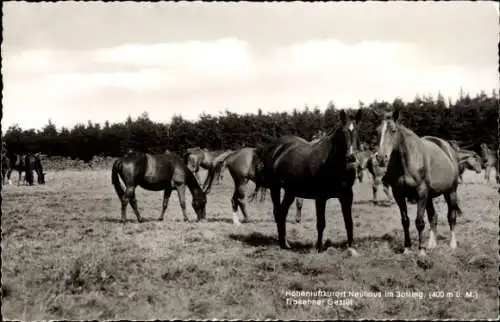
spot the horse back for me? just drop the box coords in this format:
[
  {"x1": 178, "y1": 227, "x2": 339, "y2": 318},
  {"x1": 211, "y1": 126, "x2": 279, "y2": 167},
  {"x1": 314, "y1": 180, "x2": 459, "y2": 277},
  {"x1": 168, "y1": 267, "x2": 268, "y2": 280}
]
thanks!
[{"x1": 421, "y1": 136, "x2": 459, "y2": 188}]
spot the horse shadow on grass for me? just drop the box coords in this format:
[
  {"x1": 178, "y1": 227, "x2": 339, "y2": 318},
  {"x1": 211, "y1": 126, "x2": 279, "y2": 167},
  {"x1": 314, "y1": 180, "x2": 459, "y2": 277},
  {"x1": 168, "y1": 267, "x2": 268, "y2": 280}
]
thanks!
[{"x1": 229, "y1": 231, "x2": 406, "y2": 254}]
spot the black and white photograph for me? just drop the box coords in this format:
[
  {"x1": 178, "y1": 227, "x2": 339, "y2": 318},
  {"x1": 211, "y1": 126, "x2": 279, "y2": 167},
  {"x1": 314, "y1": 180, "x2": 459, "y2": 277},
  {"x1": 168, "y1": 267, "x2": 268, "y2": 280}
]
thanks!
[{"x1": 1, "y1": 1, "x2": 498, "y2": 320}]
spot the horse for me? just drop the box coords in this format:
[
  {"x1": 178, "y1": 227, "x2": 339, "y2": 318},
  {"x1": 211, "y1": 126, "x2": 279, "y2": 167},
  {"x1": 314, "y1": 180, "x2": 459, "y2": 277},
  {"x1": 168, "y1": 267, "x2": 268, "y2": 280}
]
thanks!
[
  {"x1": 219, "y1": 147, "x2": 304, "y2": 226},
  {"x1": 480, "y1": 143, "x2": 498, "y2": 183},
  {"x1": 256, "y1": 109, "x2": 362, "y2": 254},
  {"x1": 365, "y1": 152, "x2": 392, "y2": 205},
  {"x1": 456, "y1": 150, "x2": 482, "y2": 183},
  {"x1": 202, "y1": 149, "x2": 234, "y2": 193},
  {"x1": 1, "y1": 154, "x2": 12, "y2": 185},
  {"x1": 111, "y1": 151, "x2": 207, "y2": 223},
  {"x1": 353, "y1": 144, "x2": 372, "y2": 183},
  {"x1": 376, "y1": 108, "x2": 462, "y2": 256},
  {"x1": 5, "y1": 153, "x2": 26, "y2": 185},
  {"x1": 185, "y1": 148, "x2": 232, "y2": 192},
  {"x1": 24, "y1": 154, "x2": 46, "y2": 185}
]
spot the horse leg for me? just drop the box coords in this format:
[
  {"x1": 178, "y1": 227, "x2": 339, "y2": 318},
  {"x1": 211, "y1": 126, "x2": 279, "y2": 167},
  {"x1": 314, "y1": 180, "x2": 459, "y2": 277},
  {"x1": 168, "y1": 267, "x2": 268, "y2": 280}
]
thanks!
[
  {"x1": 277, "y1": 191, "x2": 295, "y2": 250},
  {"x1": 176, "y1": 184, "x2": 189, "y2": 222},
  {"x1": 415, "y1": 188, "x2": 428, "y2": 256},
  {"x1": 231, "y1": 180, "x2": 249, "y2": 225},
  {"x1": 425, "y1": 198, "x2": 437, "y2": 250},
  {"x1": 392, "y1": 189, "x2": 411, "y2": 253},
  {"x1": 295, "y1": 198, "x2": 303, "y2": 224},
  {"x1": 158, "y1": 189, "x2": 172, "y2": 221},
  {"x1": 383, "y1": 184, "x2": 392, "y2": 203},
  {"x1": 315, "y1": 198, "x2": 327, "y2": 252},
  {"x1": 339, "y1": 189, "x2": 359, "y2": 256},
  {"x1": 120, "y1": 188, "x2": 131, "y2": 224},
  {"x1": 259, "y1": 187, "x2": 266, "y2": 202},
  {"x1": 126, "y1": 187, "x2": 143, "y2": 223},
  {"x1": 17, "y1": 171, "x2": 22, "y2": 186},
  {"x1": 372, "y1": 182, "x2": 378, "y2": 204},
  {"x1": 444, "y1": 191, "x2": 459, "y2": 250}
]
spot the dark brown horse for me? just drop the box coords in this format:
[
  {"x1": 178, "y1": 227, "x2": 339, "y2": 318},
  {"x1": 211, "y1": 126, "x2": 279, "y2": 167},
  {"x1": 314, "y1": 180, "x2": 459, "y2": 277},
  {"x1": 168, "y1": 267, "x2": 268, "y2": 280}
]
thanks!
[
  {"x1": 256, "y1": 109, "x2": 362, "y2": 254},
  {"x1": 220, "y1": 147, "x2": 304, "y2": 225},
  {"x1": 480, "y1": 143, "x2": 498, "y2": 183},
  {"x1": 24, "y1": 154, "x2": 46, "y2": 185},
  {"x1": 365, "y1": 152, "x2": 392, "y2": 204},
  {"x1": 377, "y1": 108, "x2": 462, "y2": 256},
  {"x1": 4, "y1": 153, "x2": 45, "y2": 185},
  {"x1": 112, "y1": 151, "x2": 207, "y2": 223}
]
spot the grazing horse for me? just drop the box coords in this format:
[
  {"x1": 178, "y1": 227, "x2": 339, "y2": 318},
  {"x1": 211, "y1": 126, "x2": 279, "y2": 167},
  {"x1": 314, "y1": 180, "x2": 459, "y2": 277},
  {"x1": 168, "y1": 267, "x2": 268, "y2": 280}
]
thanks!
[
  {"x1": 220, "y1": 147, "x2": 304, "y2": 225},
  {"x1": 1, "y1": 154, "x2": 12, "y2": 185},
  {"x1": 377, "y1": 108, "x2": 462, "y2": 256},
  {"x1": 353, "y1": 145, "x2": 372, "y2": 183},
  {"x1": 185, "y1": 148, "x2": 232, "y2": 191},
  {"x1": 455, "y1": 150, "x2": 482, "y2": 183},
  {"x1": 202, "y1": 149, "x2": 234, "y2": 193},
  {"x1": 5, "y1": 153, "x2": 29, "y2": 185},
  {"x1": 256, "y1": 109, "x2": 362, "y2": 254},
  {"x1": 480, "y1": 143, "x2": 498, "y2": 183},
  {"x1": 365, "y1": 152, "x2": 392, "y2": 204},
  {"x1": 111, "y1": 151, "x2": 207, "y2": 223},
  {"x1": 24, "y1": 154, "x2": 46, "y2": 185}
]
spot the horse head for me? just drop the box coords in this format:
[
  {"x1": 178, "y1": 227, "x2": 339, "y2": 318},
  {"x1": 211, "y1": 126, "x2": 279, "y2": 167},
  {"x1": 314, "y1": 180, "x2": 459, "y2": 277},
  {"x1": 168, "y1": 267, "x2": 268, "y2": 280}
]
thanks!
[
  {"x1": 338, "y1": 109, "x2": 362, "y2": 162},
  {"x1": 376, "y1": 108, "x2": 401, "y2": 164}
]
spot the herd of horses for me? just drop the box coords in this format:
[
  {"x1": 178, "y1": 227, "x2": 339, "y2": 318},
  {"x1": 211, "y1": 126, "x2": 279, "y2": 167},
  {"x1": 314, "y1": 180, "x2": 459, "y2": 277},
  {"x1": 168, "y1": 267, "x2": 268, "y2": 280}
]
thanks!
[
  {"x1": 111, "y1": 108, "x2": 499, "y2": 257},
  {"x1": 2, "y1": 109, "x2": 497, "y2": 256},
  {"x1": 1, "y1": 152, "x2": 45, "y2": 186}
]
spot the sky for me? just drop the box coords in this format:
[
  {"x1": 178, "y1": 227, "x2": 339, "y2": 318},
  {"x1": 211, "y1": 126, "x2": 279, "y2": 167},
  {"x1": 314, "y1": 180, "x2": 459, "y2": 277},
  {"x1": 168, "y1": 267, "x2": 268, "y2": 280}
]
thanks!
[{"x1": 2, "y1": 1, "x2": 499, "y2": 131}]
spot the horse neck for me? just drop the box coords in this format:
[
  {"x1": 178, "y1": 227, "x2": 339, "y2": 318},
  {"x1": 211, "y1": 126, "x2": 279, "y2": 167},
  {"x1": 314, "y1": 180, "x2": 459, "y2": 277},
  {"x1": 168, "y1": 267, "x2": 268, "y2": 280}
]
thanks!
[
  {"x1": 185, "y1": 168, "x2": 205, "y2": 198},
  {"x1": 394, "y1": 124, "x2": 422, "y2": 165}
]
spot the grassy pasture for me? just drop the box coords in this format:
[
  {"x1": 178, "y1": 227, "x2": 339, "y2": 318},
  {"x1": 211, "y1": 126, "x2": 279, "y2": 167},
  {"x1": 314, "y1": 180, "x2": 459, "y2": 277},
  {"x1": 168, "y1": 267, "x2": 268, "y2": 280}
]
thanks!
[{"x1": 1, "y1": 168, "x2": 498, "y2": 320}]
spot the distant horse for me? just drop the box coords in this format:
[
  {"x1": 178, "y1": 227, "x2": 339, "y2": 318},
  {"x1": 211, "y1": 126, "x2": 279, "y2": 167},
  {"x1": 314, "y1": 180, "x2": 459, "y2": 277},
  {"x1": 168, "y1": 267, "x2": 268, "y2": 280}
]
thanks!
[
  {"x1": 185, "y1": 148, "x2": 233, "y2": 192},
  {"x1": 353, "y1": 144, "x2": 372, "y2": 183},
  {"x1": 5, "y1": 153, "x2": 27, "y2": 185},
  {"x1": 111, "y1": 151, "x2": 207, "y2": 223},
  {"x1": 377, "y1": 108, "x2": 462, "y2": 256},
  {"x1": 365, "y1": 152, "x2": 392, "y2": 204},
  {"x1": 256, "y1": 109, "x2": 362, "y2": 254},
  {"x1": 220, "y1": 147, "x2": 304, "y2": 225},
  {"x1": 24, "y1": 154, "x2": 46, "y2": 185},
  {"x1": 1, "y1": 154, "x2": 12, "y2": 185},
  {"x1": 456, "y1": 150, "x2": 482, "y2": 183},
  {"x1": 480, "y1": 143, "x2": 498, "y2": 183}
]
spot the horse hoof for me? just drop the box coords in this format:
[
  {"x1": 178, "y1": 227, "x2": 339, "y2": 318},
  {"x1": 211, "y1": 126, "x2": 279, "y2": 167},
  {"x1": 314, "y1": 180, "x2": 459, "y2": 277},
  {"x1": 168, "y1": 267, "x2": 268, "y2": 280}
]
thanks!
[
  {"x1": 280, "y1": 241, "x2": 292, "y2": 250},
  {"x1": 184, "y1": 218, "x2": 189, "y2": 222},
  {"x1": 418, "y1": 249, "x2": 427, "y2": 257},
  {"x1": 347, "y1": 248, "x2": 360, "y2": 257},
  {"x1": 158, "y1": 217, "x2": 164, "y2": 222},
  {"x1": 403, "y1": 248, "x2": 412, "y2": 255},
  {"x1": 233, "y1": 220, "x2": 241, "y2": 226}
]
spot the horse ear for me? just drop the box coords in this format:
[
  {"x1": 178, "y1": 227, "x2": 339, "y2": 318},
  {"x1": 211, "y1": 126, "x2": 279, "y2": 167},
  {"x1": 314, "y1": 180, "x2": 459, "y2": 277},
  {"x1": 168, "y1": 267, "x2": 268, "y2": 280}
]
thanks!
[
  {"x1": 354, "y1": 109, "x2": 362, "y2": 123},
  {"x1": 339, "y1": 110, "x2": 347, "y2": 124}
]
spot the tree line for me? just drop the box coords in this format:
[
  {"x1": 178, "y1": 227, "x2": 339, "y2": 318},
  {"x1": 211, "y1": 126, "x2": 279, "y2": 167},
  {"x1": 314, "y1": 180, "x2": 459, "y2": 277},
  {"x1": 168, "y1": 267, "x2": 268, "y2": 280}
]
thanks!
[{"x1": 3, "y1": 90, "x2": 498, "y2": 162}]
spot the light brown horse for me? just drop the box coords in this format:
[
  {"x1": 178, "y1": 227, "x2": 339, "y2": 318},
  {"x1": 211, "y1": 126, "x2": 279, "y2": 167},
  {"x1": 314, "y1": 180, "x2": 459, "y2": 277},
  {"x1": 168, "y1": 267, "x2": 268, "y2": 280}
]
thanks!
[
  {"x1": 456, "y1": 150, "x2": 482, "y2": 183},
  {"x1": 221, "y1": 147, "x2": 303, "y2": 225},
  {"x1": 256, "y1": 109, "x2": 362, "y2": 254},
  {"x1": 365, "y1": 152, "x2": 392, "y2": 204},
  {"x1": 377, "y1": 108, "x2": 462, "y2": 256},
  {"x1": 185, "y1": 148, "x2": 232, "y2": 192},
  {"x1": 112, "y1": 151, "x2": 207, "y2": 223},
  {"x1": 480, "y1": 143, "x2": 498, "y2": 183}
]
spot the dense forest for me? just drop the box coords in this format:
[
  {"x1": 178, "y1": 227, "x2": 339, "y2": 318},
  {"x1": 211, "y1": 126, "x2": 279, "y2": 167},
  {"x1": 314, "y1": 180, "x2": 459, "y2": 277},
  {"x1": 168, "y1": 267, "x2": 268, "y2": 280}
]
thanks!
[{"x1": 2, "y1": 90, "x2": 499, "y2": 162}]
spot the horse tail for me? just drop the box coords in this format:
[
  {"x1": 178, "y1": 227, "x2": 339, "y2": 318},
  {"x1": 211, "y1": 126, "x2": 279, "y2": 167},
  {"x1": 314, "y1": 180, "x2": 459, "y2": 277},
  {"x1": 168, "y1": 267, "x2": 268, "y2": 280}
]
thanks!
[
  {"x1": 111, "y1": 158, "x2": 125, "y2": 199},
  {"x1": 35, "y1": 156, "x2": 45, "y2": 184}
]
